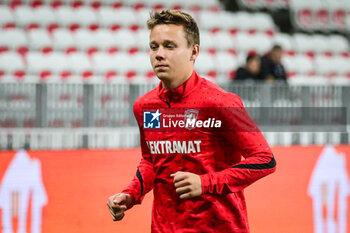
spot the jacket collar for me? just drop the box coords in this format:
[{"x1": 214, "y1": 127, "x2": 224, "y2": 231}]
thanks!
[{"x1": 158, "y1": 70, "x2": 199, "y2": 103}]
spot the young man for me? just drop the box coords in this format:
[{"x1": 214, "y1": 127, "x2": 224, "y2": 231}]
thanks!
[
  {"x1": 260, "y1": 44, "x2": 287, "y2": 83},
  {"x1": 107, "y1": 10, "x2": 276, "y2": 232}
]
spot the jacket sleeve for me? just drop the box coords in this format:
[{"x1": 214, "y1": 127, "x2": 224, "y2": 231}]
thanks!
[
  {"x1": 121, "y1": 102, "x2": 154, "y2": 207},
  {"x1": 200, "y1": 94, "x2": 276, "y2": 195}
]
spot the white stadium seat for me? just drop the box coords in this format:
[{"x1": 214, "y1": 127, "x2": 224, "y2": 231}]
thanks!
[
  {"x1": 114, "y1": 29, "x2": 138, "y2": 52},
  {"x1": 27, "y1": 29, "x2": 52, "y2": 50},
  {"x1": 211, "y1": 31, "x2": 235, "y2": 51},
  {"x1": 274, "y1": 33, "x2": 294, "y2": 54},
  {"x1": 314, "y1": 55, "x2": 338, "y2": 77},
  {"x1": 216, "y1": 51, "x2": 238, "y2": 80},
  {"x1": 0, "y1": 29, "x2": 28, "y2": 50},
  {"x1": 135, "y1": 29, "x2": 150, "y2": 51},
  {"x1": 92, "y1": 52, "x2": 117, "y2": 75},
  {"x1": 198, "y1": 11, "x2": 222, "y2": 32},
  {"x1": 253, "y1": 13, "x2": 275, "y2": 34},
  {"x1": 0, "y1": 52, "x2": 25, "y2": 74},
  {"x1": 55, "y1": 6, "x2": 77, "y2": 27},
  {"x1": 0, "y1": 6, "x2": 15, "y2": 27},
  {"x1": 328, "y1": 35, "x2": 349, "y2": 55},
  {"x1": 200, "y1": 31, "x2": 215, "y2": 52},
  {"x1": 47, "y1": 53, "x2": 71, "y2": 76},
  {"x1": 293, "y1": 33, "x2": 314, "y2": 55},
  {"x1": 14, "y1": 6, "x2": 36, "y2": 27},
  {"x1": 132, "y1": 52, "x2": 153, "y2": 76},
  {"x1": 218, "y1": 12, "x2": 239, "y2": 33},
  {"x1": 32, "y1": 6, "x2": 56, "y2": 28},
  {"x1": 95, "y1": 29, "x2": 117, "y2": 51},
  {"x1": 74, "y1": 6, "x2": 98, "y2": 28},
  {"x1": 194, "y1": 52, "x2": 216, "y2": 79},
  {"x1": 66, "y1": 52, "x2": 93, "y2": 76},
  {"x1": 52, "y1": 28, "x2": 75, "y2": 51},
  {"x1": 73, "y1": 29, "x2": 98, "y2": 51},
  {"x1": 26, "y1": 52, "x2": 51, "y2": 75}
]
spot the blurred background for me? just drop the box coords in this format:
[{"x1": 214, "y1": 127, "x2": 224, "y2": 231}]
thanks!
[{"x1": 0, "y1": 0, "x2": 349, "y2": 232}]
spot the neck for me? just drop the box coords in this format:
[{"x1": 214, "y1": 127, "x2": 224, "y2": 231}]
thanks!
[{"x1": 161, "y1": 70, "x2": 193, "y2": 90}]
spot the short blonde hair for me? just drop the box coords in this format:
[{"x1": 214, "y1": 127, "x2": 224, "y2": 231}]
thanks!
[{"x1": 147, "y1": 10, "x2": 200, "y2": 47}]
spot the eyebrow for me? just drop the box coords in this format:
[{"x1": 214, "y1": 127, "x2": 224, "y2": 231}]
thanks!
[{"x1": 150, "y1": 40, "x2": 176, "y2": 45}]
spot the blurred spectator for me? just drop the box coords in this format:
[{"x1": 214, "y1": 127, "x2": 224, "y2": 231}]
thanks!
[
  {"x1": 234, "y1": 53, "x2": 261, "y2": 81},
  {"x1": 260, "y1": 45, "x2": 287, "y2": 83}
]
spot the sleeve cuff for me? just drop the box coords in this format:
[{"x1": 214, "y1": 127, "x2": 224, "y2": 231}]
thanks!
[{"x1": 200, "y1": 173, "x2": 211, "y2": 194}]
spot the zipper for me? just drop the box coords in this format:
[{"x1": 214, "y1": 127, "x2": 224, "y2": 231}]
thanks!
[{"x1": 164, "y1": 99, "x2": 171, "y2": 108}]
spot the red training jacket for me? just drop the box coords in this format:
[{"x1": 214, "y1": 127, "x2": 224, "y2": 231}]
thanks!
[{"x1": 122, "y1": 70, "x2": 276, "y2": 233}]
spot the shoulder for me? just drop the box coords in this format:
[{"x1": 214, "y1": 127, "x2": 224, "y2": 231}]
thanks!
[
  {"x1": 198, "y1": 76, "x2": 244, "y2": 108},
  {"x1": 133, "y1": 86, "x2": 159, "y2": 113}
]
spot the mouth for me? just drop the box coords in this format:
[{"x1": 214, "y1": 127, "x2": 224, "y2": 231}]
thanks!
[{"x1": 155, "y1": 65, "x2": 169, "y2": 69}]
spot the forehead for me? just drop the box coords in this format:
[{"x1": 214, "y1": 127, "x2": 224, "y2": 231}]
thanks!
[{"x1": 149, "y1": 24, "x2": 187, "y2": 43}]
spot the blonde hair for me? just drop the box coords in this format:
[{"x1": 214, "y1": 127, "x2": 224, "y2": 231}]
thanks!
[{"x1": 147, "y1": 10, "x2": 200, "y2": 47}]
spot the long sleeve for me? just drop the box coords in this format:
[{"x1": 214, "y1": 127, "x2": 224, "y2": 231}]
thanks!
[
  {"x1": 121, "y1": 102, "x2": 155, "y2": 206},
  {"x1": 200, "y1": 94, "x2": 276, "y2": 195}
]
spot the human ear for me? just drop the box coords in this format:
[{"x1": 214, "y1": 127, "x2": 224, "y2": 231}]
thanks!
[{"x1": 190, "y1": 44, "x2": 200, "y2": 61}]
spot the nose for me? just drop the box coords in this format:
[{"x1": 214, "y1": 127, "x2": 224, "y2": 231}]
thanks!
[{"x1": 155, "y1": 47, "x2": 165, "y2": 61}]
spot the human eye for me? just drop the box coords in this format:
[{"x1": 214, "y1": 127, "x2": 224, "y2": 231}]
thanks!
[
  {"x1": 165, "y1": 43, "x2": 176, "y2": 49},
  {"x1": 149, "y1": 43, "x2": 158, "y2": 50}
]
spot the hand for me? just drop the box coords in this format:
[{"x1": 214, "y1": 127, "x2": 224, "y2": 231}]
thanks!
[
  {"x1": 170, "y1": 171, "x2": 202, "y2": 200},
  {"x1": 107, "y1": 193, "x2": 133, "y2": 221}
]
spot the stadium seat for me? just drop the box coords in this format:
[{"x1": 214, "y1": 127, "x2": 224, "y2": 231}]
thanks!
[
  {"x1": 216, "y1": 51, "x2": 238, "y2": 80},
  {"x1": 55, "y1": 6, "x2": 80, "y2": 31},
  {"x1": 73, "y1": 29, "x2": 99, "y2": 55},
  {"x1": 200, "y1": 31, "x2": 216, "y2": 53},
  {"x1": 27, "y1": 52, "x2": 53, "y2": 80},
  {"x1": 237, "y1": 0, "x2": 263, "y2": 10},
  {"x1": 211, "y1": 31, "x2": 236, "y2": 53},
  {"x1": 274, "y1": 33, "x2": 294, "y2": 55},
  {"x1": 0, "y1": 6, "x2": 15, "y2": 28},
  {"x1": 236, "y1": 32, "x2": 272, "y2": 54},
  {"x1": 66, "y1": 52, "x2": 93, "y2": 79},
  {"x1": 0, "y1": 52, "x2": 26, "y2": 77},
  {"x1": 293, "y1": 33, "x2": 314, "y2": 57},
  {"x1": 47, "y1": 53, "x2": 71, "y2": 78},
  {"x1": 114, "y1": 29, "x2": 138, "y2": 53},
  {"x1": 27, "y1": 28, "x2": 52, "y2": 52},
  {"x1": 52, "y1": 28, "x2": 76, "y2": 52},
  {"x1": 217, "y1": 12, "x2": 238, "y2": 34},
  {"x1": 135, "y1": 8, "x2": 150, "y2": 27},
  {"x1": 132, "y1": 52, "x2": 154, "y2": 77},
  {"x1": 97, "y1": 7, "x2": 138, "y2": 30},
  {"x1": 95, "y1": 29, "x2": 118, "y2": 52},
  {"x1": 194, "y1": 52, "x2": 217, "y2": 79},
  {"x1": 293, "y1": 54, "x2": 315, "y2": 75},
  {"x1": 32, "y1": 6, "x2": 56, "y2": 29},
  {"x1": 14, "y1": 6, "x2": 38, "y2": 29},
  {"x1": 313, "y1": 2, "x2": 330, "y2": 30},
  {"x1": 314, "y1": 55, "x2": 338, "y2": 77},
  {"x1": 290, "y1": 0, "x2": 314, "y2": 31},
  {"x1": 0, "y1": 28, "x2": 28, "y2": 53},
  {"x1": 328, "y1": 35, "x2": 350, "y2": 56},
  {"x1": 74, "y1": 6, "x2": 98, "y2": 30},
  {"x1": 236, "y1": 12, "x2": 254, "y2": 33},
  {"x1": 135, "y1": 29, "x2": 150, "y2": 51},
  {"x1": 312, "y1": 34, "x2": 331, "y2": 56},
  {"x1": 333, "y1": 56, "x2": 350, "y2": 77},
  {"x1": 253, "y1": 13, "x2": 275, "y2": 35},
  {"x1": 91, "y1": 52, "x2": 118, "y2": 79},
  {"x1": 198, "y1": 10, "x2": 222, "y2": 33},
  {"x1": 328, "y1": 0, "x2": 349, "y2": 31}
]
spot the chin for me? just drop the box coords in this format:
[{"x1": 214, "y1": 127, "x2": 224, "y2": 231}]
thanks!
[{"x1": 155, "y1": 72, "x2": 170, "y2": 81}]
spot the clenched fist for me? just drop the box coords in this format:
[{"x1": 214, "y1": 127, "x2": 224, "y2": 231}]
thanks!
[
  {"x1": 171, "y1": 171, "x2": 202, "y2": 199},
  {"x1": 107, "y1": 193, "x2": 133, "y2": 221}
]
